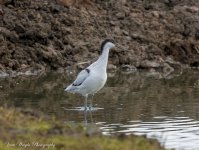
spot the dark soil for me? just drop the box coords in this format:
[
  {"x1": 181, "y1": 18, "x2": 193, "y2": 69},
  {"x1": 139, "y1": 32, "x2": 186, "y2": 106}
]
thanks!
[{"x1": 0, "y1": 0, "x2": 199, "y2": 74}]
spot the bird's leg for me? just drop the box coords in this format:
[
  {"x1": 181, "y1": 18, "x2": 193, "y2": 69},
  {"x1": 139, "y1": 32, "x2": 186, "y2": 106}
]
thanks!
[
  {"x1": 84, "y1": 110, "x2": 88, "y2": 126},
  {"x1": 89, "y1": 110, "x2": 93, "y2": 123},
  {"x1": 89, "y1": 94, "x2": 94, "y2": 110},
  {"x1": 84, "y1": 95, "x2": 88, "y2": 111}
]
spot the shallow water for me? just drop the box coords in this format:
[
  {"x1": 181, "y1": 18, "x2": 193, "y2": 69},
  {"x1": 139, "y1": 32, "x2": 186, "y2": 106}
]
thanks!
[{"x1": 1, "y1": 70, "x2": 199, "y2": 150}]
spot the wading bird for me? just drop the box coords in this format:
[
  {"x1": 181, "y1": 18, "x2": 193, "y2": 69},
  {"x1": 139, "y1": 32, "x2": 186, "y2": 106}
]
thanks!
[{"x1": 65, "y1": 39, "x2": 121, "y2": 110}]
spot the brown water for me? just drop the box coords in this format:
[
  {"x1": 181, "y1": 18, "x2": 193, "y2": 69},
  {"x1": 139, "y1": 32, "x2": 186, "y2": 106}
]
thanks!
[{"x1": 0, "y1": 70, "x2": 199, "y2": 150}]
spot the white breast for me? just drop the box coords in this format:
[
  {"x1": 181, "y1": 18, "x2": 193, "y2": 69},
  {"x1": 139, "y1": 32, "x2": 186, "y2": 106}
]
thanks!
[{"x1": 78, "y1": 69, "x2": 107, "y2": 95}]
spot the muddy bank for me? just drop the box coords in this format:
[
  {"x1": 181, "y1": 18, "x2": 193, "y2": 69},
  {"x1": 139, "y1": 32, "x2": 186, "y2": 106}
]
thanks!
[{"x1": 0, "y1": 0, "x2": 199, "y2": 73}]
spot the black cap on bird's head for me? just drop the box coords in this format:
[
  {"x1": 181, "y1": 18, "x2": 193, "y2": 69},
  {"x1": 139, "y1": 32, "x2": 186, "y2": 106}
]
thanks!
[{"x1": 100, "y1": 39, "x2": 115, "y2": 55}]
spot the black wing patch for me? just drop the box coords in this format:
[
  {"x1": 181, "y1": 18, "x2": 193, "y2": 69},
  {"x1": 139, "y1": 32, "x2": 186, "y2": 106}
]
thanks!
[
  {"x1": 85, "y1": 68, "x2": 90, "y2": 73},
  {"x1": 72, "y1": 68, "x2": 90, "y2": 86}
]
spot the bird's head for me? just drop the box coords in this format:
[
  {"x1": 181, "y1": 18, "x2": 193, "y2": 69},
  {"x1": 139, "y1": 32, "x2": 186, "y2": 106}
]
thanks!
[
  {"x1": 100, "y1": 39, "x2": 115, "y2": 55},
  {"x1": 99, "y1": 39, "x2": 128, "y2": 55}
]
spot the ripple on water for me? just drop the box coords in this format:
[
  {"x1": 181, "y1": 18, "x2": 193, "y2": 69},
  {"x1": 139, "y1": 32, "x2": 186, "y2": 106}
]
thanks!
[
  {"x1": 2, "y1": 71, "x2": 199, "y2": 150},
  {"x1": 100, "y1": 116, "x2": 199, "y2": 150}
]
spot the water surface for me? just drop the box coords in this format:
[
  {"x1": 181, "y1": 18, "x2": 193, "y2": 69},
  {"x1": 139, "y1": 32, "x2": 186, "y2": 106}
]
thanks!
[{"x1": 0, "y1": 70, "x2": 199, "y2": 150}]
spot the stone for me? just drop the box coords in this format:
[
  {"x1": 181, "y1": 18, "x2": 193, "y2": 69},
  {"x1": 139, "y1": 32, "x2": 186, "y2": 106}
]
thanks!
[
  {"x1": 116, "y1": 12, "x2": 125, "y2": 19},
  {"x1": 140, "y1": 60, "x2": 161, "y2": 68}
]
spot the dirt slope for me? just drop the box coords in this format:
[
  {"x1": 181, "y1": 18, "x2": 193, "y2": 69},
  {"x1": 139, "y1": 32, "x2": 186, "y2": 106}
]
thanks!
[{"x1": 0, "y1": 0, "x2": 199, "y2": 74}]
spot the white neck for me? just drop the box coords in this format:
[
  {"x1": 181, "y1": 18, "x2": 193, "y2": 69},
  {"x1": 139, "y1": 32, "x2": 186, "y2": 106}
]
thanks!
[{"x1": 93, "y1": 46, "x2": 110, "y2": 72}]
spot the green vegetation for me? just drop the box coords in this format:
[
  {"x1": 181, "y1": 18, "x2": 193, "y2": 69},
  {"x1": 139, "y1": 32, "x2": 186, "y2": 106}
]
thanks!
[{"x1": 0, "y1": 107, "x2": 164, "y2": 150}]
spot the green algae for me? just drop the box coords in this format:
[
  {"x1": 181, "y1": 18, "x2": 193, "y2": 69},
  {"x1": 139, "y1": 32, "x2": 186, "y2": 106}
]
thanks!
[{"x1": 0, "y1": 107, "x2": 164, "y2": 150}]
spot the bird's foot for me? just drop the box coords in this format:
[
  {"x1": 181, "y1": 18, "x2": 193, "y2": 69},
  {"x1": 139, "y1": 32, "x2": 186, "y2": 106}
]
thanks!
[
  {"x1": 88, "y1": 105, "x2": 93, "y2": 111},
  {"x1": 84, "y1": 106, "x2": 87, "y2": 111},
  {"x1": 84, "y1": 106, "x2": 89, "y2": 111},
  {"x1": 84, "y1": 105, "x2": 93, "y2": 111}
]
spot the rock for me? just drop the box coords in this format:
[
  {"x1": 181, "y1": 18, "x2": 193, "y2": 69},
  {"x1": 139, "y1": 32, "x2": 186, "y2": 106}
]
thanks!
[
  {"x1": 0, "y1": 71, "x2": 9, "y2": 77},
  {"x1": 107, "y1": 64, "x2": 117, "y2": 71},
  {"x1": 165, "y1": 56, "x2": 182, "y2": 69},
  {"x1": 62, "y1": 27, "x2": 72, "y2": 34},
  {"x1": 162, "y1": 63, "x2": 174, "y2": 77},
  {"x1": 152, "y1": 11, "x2": 159, "y2": 18},
  {"x1": 110, "y1": 21, "x2": 119, "y2": 26},
  {"x1": 131, "y1": 33, "x2": 146, "y2": 42},
  {"x1": 21, "y1": 64, "x2": 28, "y2": 69},
  {"x1": 121, "y1": 64, "x2": 137, "y2": 72},
  {"x1": 123, "y1": 30, "x2": 129, "y2": 36},
  {"x1": 114, "y1": 27, "x2": 122, "y2": 35},
  {"x1": 116, "y1": 12, "x2": 125, "y2": 19},
  {"x1": 140, "y1": 60, "x2": 161, "y2": 68},
  {"x1": 185, "y1": 6, "x2": 199, "y2": 13}
]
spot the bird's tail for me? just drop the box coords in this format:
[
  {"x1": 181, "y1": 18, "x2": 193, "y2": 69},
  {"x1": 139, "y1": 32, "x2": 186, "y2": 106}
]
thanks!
[
  {"x1": 64, "y1": 84, "x2": 76, "y2": 93},
  {"x1": 64, "y1": 85, "x2": 71, "y2": 92}
]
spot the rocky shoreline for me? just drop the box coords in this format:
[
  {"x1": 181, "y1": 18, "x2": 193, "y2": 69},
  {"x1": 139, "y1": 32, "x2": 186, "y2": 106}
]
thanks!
[{"x1": 0, "y1": 0, "x2": 199, "y2": 74}]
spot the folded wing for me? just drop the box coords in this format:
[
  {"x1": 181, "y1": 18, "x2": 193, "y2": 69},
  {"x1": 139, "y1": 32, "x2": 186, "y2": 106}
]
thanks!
[{"x1": 72, "y1": 69, "x2": 90, "y2": 86}]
